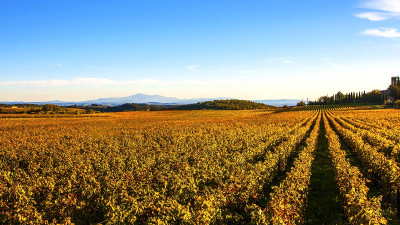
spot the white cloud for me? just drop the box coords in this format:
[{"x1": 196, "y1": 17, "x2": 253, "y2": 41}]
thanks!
[
  {"x1": 0, "y1": 77, "x2": 161, "y2": 87},
  {"x1": 362, "y1": 28, "x2": 400, "y2": 37},
  {"x1": 360, "y1": 0, "x2": 400, "y2": 13},
  {"x1": 356, "y1": 1, "x2": 400, "y2": 39},
  {"x1": 185, "y1": 65, "x2": 200, "y2": 71},
  {"x1": 356, "y1": 0, "x2": 400, "y2": 21},
  {"x1": 354, "y1": 12, "x2": 391, "y2": 21}
]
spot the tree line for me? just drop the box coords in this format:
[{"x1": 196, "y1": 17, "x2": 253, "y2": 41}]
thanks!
[
  {"x1": 173, "y1": 99, "x2": 273, "y2": 110},
  {"x1": 85, "y1": 100, "x2": 274, "y2": 112},
  {"x1": 308, "y1": 90, "x2": 384, "y2": 105},
  {"x1": 0, "y1": 104, "x2": 97, "y2": 114}
]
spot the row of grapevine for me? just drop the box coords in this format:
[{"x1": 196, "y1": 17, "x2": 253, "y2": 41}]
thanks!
[
  {"x1": 323, "y1": 114, "x2": 387, "y2": 224},
  {"x1": 263, "y1": 112, "x2": 322, "y2": 224},
  {"x1": 332, "y1": 110, "x2": 400, "y2": 141},
  {"x1": 0, "y1": 110, "x2": 318, "y2": 224},
  {"x1": 339, "y1": 114, "x2": 400, "y2": 144},
  {"x1": 198, "y1": 112, "x2": 319, "y2": 224},
  {"x1": 326, "y1": 112, "x2": 400, "y2": 196},
  {"x1": 332, "y1": 115, "x2": 400, "y2": 162},
  {"x1": 273, "y1": 113, "x2": 318, "y2": 172},
  {"x1": 338, "y1": 116, "x2": 400, "y2": 162},
  {"x1": 247, "y1": 113, "x2": 317, "y2": 164}
]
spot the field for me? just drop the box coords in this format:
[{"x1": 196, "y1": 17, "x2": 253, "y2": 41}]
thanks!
[{"x1": 1, "y1": 108, "x2": 400, "y2": 224}]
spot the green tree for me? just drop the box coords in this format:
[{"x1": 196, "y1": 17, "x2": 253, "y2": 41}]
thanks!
[
  {"x1": 390, "y1": 85, "x2": 400, "y2": 99},
  {"x1": 42, "y1": 104, "x2": 60, "y2": 112},
  {"x1": 297, "y1": 101, "x2": 306, "y2": 106}
]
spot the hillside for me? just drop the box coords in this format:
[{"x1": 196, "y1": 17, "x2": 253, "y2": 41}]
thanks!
[{"x1": 173, "y1": 99, "x2": 274, "y2": 110}]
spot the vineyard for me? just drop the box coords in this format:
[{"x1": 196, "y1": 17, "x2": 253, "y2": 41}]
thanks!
[{"x1": 1, "y1": 108, "x2": 400, "y2": 224}]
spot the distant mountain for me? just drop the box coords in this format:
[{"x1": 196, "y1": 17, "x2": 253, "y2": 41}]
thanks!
[
  {"x1": 0, "y1": 94, "x2": 229, "y2": 106},
  {"x1": 254, "y1": 99, "x2": 301, "y2": 107},
  {"x1": 0, "y1": 94, "x2": 301, "y2": 107},
  {"x1": 80, "y1": 93, "x2": 181, "y2": 105},
  {"x1": 79, "y1": 93, "x2": 229, "y2": 105}
]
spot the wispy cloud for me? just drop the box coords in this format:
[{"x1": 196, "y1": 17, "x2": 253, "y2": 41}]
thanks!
[
  {"x1": 360, "y1": 0, "x2": 400, "y2": 13},
  {"x1": 321, "y1": 58, "x2": 350, "y2": 69},
  {"x1": 362, "y1": 28, "x2": 400, "y2": 38},
  {"x1": 218, "y1": 69, "x2": 272, "y2": 74},
  {"x1": 85, "y1": 65, "x2": 165, "y2": 73},
  {"x1": 356, "y1": 0, "x2": 400, "y2": 21},
  {"x1": 1, "y1": 79, "x2": 76, "y2": 86},
  {"x1": 166, "y1": 80, "x2": 238, "y2": 85},
  {"x1": 185, "y1": 65, "x2": 200, "y2": 71},
  {"x1": 263, "y1": 57, "x2": 295, "y2": 64},
  {"x1": 283, "y1": 59, "x2": 294, "y2": 64},
  {"x1": 0, "y1": 77, "x2": 161, "y2": 87},
  {"x1": 355, "y1": 1, "x2": 400, "y2": 39},
  {"x1": 124, "y1": 79, "x2": 161, "y2": 85},
  {"x1": 354, "y1": 12, "x2": 393, "y2": 21},
  {"x1": 0, "y1": 77, "x2": 241, "y2": 87}
]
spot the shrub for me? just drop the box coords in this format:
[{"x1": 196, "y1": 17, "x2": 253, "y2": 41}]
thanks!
[{"x1": 395, "y1": 100, "x2": 400, "y2": 108}]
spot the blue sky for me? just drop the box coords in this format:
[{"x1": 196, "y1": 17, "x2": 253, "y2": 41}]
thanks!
[{"x1": 1, "y1": 0, "x2": 400, "y2": 101}]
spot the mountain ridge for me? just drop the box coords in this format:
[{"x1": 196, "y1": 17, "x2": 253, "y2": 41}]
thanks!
[{"x1": 0, "y1": 93, "x2": 301, "y2": 107}]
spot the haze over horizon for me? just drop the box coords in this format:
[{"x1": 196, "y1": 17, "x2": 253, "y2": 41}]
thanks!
[{"x1": 1, "y1": 0, "x2": 400, "y2": 102}]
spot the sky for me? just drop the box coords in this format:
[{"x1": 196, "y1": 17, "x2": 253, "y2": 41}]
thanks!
[{"x1": 1, "y1": 0, "x2": 400, "y2": 101}]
